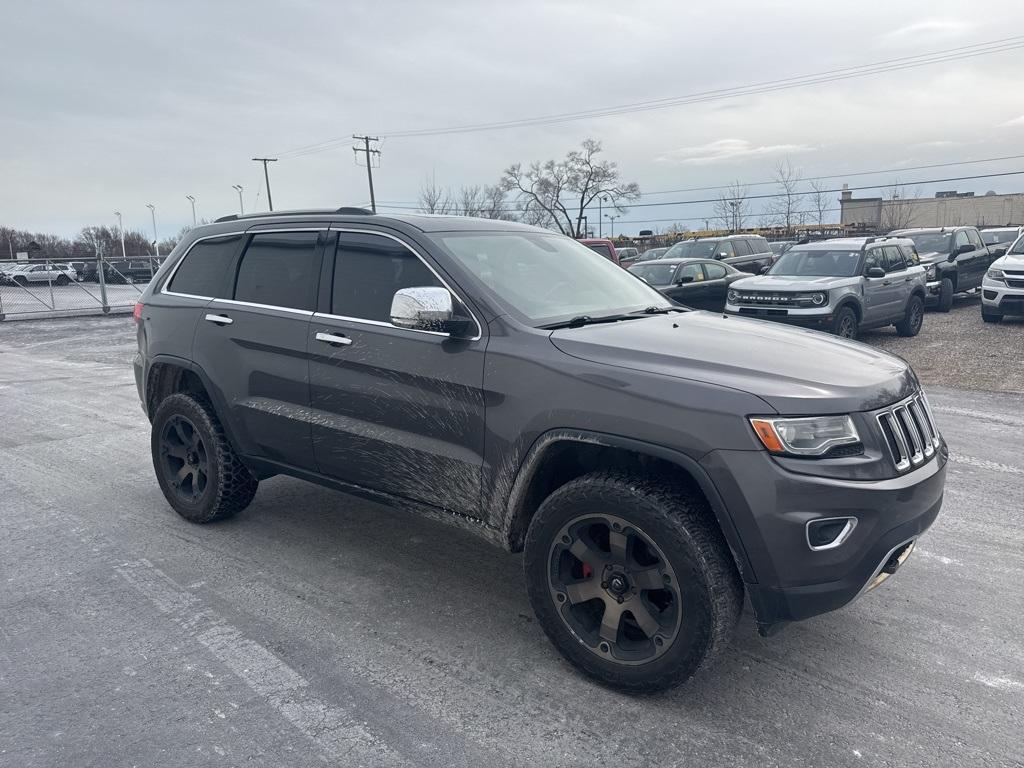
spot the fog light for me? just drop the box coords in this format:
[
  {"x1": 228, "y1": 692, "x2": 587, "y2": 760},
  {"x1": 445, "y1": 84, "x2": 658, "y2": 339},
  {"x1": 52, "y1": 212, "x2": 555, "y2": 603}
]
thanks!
[{"x1": 806, "y1": 517, "x2": 857, "y2": 551}]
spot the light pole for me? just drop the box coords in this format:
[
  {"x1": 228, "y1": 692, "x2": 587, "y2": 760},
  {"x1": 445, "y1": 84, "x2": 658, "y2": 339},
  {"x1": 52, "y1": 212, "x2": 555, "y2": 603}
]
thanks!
[
  {"x1": 604, "y1": 213, "x2": 619, "y2": 238},
  {"x1": 146, "y1": 204, "x2": 159, "y2": 257},
  {"x1": 232, "y1": 185, "x2": 244, "y2": 214},
  {"x1": 599, "y1": 195, "x2": 609, "y2": 238},
  {"x1": 186, "y1": 195, "x2": 197, "y2": 226},
  {"x1": 728, "y1": 201, "x2": 739, "y2": 233},
  {"x1": 113, "y1": 211, "x2": 127, "y2": 259}
]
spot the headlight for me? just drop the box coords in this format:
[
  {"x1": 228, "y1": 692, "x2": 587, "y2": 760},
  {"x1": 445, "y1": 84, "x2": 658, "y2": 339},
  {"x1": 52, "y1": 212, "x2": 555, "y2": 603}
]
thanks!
[
  {"x1": 986, "y1": 268, "x2": 1004, "y2": 282},
  {"x1": 749, "y1": 415, "x2": 861, "y2": 457},
  {"x1": 727, "y1": 289, "x2": 739, "y2": 303},
  {"x1": 926, "y1": 265, "x2": 937, "y2": 280},
  {"x1": 810, "y1": 292, "x2": 827, "y2": 306}
]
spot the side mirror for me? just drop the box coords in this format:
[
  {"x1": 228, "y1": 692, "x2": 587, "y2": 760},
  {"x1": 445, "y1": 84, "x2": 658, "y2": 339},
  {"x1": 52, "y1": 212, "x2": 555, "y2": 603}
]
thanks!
[
  {"x1": 759, "y1": 266, "x2": 770, "y2": 275},
  {"x1": 716, "y1": 252, "x2": 728, "y2": 260},
  {"x1": 390, "y1": 286, "x2": 473, "y2": 337},
  {"x1": 954, "y1": 243, "x2": 973, "y2": 257},
  {"x1": 866, "y1": 266, "x2": 886, "y2": 278}
]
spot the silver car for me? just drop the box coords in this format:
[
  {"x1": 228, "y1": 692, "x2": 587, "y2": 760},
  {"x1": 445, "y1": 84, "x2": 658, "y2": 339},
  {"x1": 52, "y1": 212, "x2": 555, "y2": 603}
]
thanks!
[{"x1": 724, "y1": 237, "x2": 927, "y2": 339}]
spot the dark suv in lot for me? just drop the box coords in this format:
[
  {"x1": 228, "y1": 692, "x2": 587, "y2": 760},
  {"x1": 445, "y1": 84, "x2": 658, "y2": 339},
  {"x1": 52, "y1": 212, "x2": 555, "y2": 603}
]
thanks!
[
  {"x1": 663, "y1": 234, "x2": 775, "y2": 273},
  {"x1": 133, "y1": 209, "x2": 947, "y2": 692},
  {"x1": 889, "y1": 226, "x2": 994, "y2": 311}
]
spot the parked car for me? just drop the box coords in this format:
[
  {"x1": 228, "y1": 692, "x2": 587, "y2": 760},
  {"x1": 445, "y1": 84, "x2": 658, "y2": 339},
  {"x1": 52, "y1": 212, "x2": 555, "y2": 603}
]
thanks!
[
  {"x1": 662, "y1": 234, "x2": 775, "y2": 274},
  {"x1": 4, "y1": 262, "x2": 76, "y2": 285},
  {"x1": 628, "y1": 257, "x2": 746, "y2": 311},
  {"x1": 889, "y1": 226, "x2": 994, "y2": 312},
  {"x1": 616, "y1": 246, "x2": 640, "y2": 265},
  {"x1": 134, "y1": 209, "x2": 946, "y2": 692},
  {"x1": 0, "y1": 263, "x2": 31, "y2": 284},
  {"x1": 577, "y1": 238, "x2": 619, "y2": 265},
  {"x1": 979, "y1": 226, "x2": 1023, "y2": 258},
  {"x1": 725, "y1": 237, "x2": 927, "y2": 339},
  {"x1": 981, "y1": 236, "x2": 1024, "y2": 322},
  {"x1": 68, "y1": 260, "x2": 89, "y2": 281},
  {"x1": 768, "y1": 241, "x2": 796, "y2": 259},
  {"x1": 635, "y1": 247, "x2": 669, "y2": 262}
]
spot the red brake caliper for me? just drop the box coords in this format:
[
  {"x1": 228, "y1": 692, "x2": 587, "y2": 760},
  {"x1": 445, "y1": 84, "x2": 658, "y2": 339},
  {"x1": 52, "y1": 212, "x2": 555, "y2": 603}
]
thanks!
[{"x1": 582, "y1": 562, "x2": 593, "y2": 579}]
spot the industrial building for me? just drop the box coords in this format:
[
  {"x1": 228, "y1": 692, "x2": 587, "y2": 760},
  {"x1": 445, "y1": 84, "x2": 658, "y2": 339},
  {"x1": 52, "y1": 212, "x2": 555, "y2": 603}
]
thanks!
[{"x1": 839, "y1": 184, "x2": 1024, "y2": 232}]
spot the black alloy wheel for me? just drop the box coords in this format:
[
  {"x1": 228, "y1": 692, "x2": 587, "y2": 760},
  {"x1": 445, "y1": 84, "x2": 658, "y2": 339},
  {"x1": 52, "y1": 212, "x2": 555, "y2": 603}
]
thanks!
[
  {"x1": 159, "y1": 414, "x2": 210, "y2": 503},
  {"x1": 547, "y1": 513, "x2": 682, "y2": 665},
  {"x1": 834, "y1": 307, "x2": 859, "y2": 339}
]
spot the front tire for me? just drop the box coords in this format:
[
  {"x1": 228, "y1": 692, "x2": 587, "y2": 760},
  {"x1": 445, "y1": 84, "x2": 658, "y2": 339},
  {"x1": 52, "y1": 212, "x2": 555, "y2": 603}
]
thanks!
[
  {"x1": 937, "y1": 277, "x2": 954, "y2": 312},
  {"x1": 895, "y1": 295, "x2": 925, "y2": 337},
  {"x1": 833, "y1": 306, "x2": 859, "y2": 339},
  {"x1": 524, "y1": 472, "x2": 743, "y2": 693},
  {"x1": 151, "y1": 393, "x2": 258, "y2": 523}
]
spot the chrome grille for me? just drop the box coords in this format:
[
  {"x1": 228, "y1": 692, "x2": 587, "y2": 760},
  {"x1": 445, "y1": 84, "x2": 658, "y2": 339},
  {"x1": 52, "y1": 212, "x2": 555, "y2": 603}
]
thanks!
[{"x1": 876, "y1": 393, "x2": 940, "y2": 472}]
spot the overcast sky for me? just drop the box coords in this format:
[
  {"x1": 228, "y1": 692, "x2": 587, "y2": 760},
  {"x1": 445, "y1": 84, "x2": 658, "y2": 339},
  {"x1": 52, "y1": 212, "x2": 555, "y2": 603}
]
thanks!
[{"x1": 3, "y1": 0, "x2": 1024, "y2": 238}]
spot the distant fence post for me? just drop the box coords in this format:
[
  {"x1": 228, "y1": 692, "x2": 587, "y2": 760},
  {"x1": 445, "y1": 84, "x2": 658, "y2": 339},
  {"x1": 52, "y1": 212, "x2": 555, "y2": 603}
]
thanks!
[
  {"x1": 97, "y1": 253, "x2": 109, "y2": 314},
  {"x1": 0, "y1": 279, "x2": 5, "y2": 321}
]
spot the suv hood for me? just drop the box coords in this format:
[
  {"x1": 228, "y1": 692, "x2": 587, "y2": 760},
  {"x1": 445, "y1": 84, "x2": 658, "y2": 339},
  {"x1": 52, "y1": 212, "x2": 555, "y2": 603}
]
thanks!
[
  {"x1": 550, "y1": 312, "x2": 917, "y2": 415},
  {"x1": 731, "y1": 275, "x2": 853, "y2": 291},
  {"x1": 994, "y1": 252, "x2": 1024, "y2": 270}
]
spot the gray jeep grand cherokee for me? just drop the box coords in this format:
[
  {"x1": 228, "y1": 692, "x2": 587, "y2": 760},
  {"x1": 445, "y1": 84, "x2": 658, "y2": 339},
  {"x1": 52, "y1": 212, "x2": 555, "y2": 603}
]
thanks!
[{"x1": 133, "y1": 209, "x2": 947, "y2": 692}]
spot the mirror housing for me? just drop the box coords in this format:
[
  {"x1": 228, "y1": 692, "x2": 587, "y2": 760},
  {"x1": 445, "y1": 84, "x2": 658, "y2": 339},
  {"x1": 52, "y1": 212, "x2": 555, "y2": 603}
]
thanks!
[
  {"x1": 716, "y1": 252, "x2": 729, "y2": 260},
  {"x1": 953, "y1": 243, "x2": 973, "y2": 258},
  {"x1": 390, "y1": 286, "x2": 474, "y2": 337},
  {"x1": 866, "y1": 266, "x2": 886, "y2": 279},
  {"x1": 759, "y1": 265, "x2": 770, "y2": 275}
]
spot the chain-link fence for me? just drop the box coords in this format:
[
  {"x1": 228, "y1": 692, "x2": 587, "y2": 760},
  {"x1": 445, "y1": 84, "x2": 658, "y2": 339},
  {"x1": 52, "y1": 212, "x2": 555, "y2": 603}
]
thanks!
[{"x1": 0, "y1": 255, "x2": 164, "y2": 321}]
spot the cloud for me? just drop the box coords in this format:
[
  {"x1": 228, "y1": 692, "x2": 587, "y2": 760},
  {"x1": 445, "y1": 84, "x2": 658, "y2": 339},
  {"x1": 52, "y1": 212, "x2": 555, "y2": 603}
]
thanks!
[
  {"x1": 998, "y1": 115, "x2": 1024, "y2": 128},
  {"x1": 657, "y1": 139, "x2": 812, "y2": 166},
  {"x1": 880, "y1": 18, "x2": 973, "y2": 40},
  {"x1": 913, "y1": 140, "x2": 962, "y2": 148}
]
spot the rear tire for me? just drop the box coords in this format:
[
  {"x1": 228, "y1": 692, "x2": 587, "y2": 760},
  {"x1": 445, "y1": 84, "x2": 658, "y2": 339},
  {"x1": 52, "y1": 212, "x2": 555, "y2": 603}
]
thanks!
[
  {"x1": 833, "y1": 306, "x2": 859, "y2": 339},
  {"x1": 895, "y1": 295, "x2": 925, "y2": 337},
  {"x1": 151, "y1": 393, "x2": 258, "y2": 523},
  {"x1": 524, "y1": 471, "x2": 743, "y2": 693},
  {"x1": 56, "y1": 275, "x2": 69, "y2": 286},
  {"x1": 937, "y1": 277, "x2": 954, "y2": 312}
]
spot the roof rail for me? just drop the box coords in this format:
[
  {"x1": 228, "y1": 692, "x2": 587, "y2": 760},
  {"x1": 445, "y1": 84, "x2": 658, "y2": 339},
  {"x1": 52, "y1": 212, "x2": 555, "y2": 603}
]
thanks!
[
  {"x1": 214, "y1": 214, "x2": 238, "y2": 223},
  {"x1": 212, "y1": 206, "x2": 374, "y2": 224},
  {"x1": 335, "y1": 206, "x2": 374, "y2": 215}
]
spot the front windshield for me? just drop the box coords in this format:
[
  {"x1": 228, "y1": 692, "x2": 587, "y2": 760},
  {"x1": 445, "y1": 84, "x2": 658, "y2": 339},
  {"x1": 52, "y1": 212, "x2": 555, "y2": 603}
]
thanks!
[
  {"x1": 663, "y1": 240, "x2": 720, "y2": 259},
  {"x1": 769, "y1": 249, "x2": 862, "y2": 277},
  {"x1": 1008, "y1": 236, "x2": 1024, "y2": 255},
  {"x1": 629, "y1": 262, "x2": 678, "y2": 284},
  {"x1": 432, "y1": 232, "x2": 671, "y2": 326},
  {"x1": 904, "y1": 232, "x2": 951, "y2": 254},
  {"x1": 983, "y1": 230, "x2": 1019, "y2": 245},
  {"x1": 638, "y1": 248, "x2": 666, "y2": 261}
]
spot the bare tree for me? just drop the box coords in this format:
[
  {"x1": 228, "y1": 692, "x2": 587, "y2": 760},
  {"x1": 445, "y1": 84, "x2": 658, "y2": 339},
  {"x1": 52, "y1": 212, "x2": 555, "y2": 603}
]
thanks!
[
  {"x1": 713, "y1": 181, "x2": 751, "y2": 232},
  {"x1": 502, "y1": 139, "x2": 640, "y2": 237},
  {"x1": 765, "y1": 158, "x2": 804, "y2": 233},
  {"x1": 418, "y1": 174, "x2": 454, "y2": 214},
  {"x1": 880, "y1": 182, "x2": 922, "y2": 231},
  {"x1": 809, "y1": 180, "x2": 831, "y2": 227}
]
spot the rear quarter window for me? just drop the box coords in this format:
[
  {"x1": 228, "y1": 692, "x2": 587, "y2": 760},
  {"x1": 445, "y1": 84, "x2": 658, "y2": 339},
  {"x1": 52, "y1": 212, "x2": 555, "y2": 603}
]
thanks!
[{"x1": 165, "y1": 234, "x2": 243, "y2": 297}]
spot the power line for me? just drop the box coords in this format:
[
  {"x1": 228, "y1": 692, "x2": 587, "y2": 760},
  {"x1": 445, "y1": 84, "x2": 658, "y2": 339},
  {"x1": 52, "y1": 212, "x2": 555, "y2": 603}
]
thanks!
[
  {"x1": 368, "y1": 168, "x2": 1024, "y2": 215},
  {"x1": 276, "y1": 36, "x2": 1024, "y2": 158}
]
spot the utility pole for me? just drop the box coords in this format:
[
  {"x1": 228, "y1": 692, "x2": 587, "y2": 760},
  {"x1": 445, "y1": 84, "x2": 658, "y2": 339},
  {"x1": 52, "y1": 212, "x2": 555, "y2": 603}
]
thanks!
[
  {"x1": 186, "y1": 195, "x2": 197, "y2": 226},
  {"x1": 604, "y1": 213, "x2": 619, "y2": 238},
  {"x1": 113, "y1": 211, "x2": 127, "y2": 258},
  {"x1": 352, "y1": 135, "x2": 380, "y2": 212},
  {"x1": 251, "y1": 158, "x2": 278, "y2": 211},
  {"x1": 146, "y1": 203, "x2": 159, "y2": 257},
  {"x1": 232, "y1": 185, "x2": 244, "y2": 214},
  {"x1": 599, "y1": 195, "x2": 608, "y2": 238}
]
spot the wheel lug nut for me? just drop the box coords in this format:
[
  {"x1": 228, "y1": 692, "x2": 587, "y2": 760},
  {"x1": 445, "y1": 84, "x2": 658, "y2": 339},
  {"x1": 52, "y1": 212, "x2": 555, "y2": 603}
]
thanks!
[
  {"x1": 601, "y1": 581, "x2": 607, "y2": 588},
  {"x1": 599, "y1": 642, "x2": 610, "y2": 653}
]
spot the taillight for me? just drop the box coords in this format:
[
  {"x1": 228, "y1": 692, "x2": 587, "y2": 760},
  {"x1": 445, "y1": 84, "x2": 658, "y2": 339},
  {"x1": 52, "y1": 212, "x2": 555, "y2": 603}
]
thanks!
[{"x1": 132, "y1": 302, "x2": 144, "y2": 324}]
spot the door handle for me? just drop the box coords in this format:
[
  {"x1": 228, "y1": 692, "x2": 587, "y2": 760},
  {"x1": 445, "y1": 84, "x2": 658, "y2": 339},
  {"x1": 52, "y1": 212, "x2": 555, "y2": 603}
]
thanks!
[
  {"x1": 204, "y1": 313, "x2": 233, "y2": 325},
  {"x1": 882, "y1": 280, "x2": 891, "y2": 286},
  {"x1": 315, "y1": 331, "x2": 353, "y2": 346}
]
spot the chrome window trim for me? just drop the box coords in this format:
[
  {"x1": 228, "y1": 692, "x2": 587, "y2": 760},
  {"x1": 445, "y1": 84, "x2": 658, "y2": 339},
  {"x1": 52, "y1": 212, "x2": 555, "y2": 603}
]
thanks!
[
  {"x1": 210, "y1": 297, "x2": 314, "y2": 317},
  {"x1": 805, "y1": 516, "x2": 858, "y2": 552},
  {"x1": 326, "y1": 227, "x2": 484, "y2": 341}
]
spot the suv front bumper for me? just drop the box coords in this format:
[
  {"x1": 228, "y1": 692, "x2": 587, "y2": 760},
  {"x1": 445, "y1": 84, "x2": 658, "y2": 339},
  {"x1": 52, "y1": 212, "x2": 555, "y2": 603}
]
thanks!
[
  {"x1": 723, "y1": 304, "x2": 835, "y2": 330},
  {"x1": 982, "y1": 278, "x2": 1024, "y2": 315},
  {"x1": 700, "y1": 442, "x2": 947, "y2": 633}
]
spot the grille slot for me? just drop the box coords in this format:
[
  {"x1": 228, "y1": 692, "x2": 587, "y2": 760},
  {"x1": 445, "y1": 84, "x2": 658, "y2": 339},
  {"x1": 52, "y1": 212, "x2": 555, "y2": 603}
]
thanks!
[{"x1": 876, "y1": 394, "x2": 939, "y2": 472}]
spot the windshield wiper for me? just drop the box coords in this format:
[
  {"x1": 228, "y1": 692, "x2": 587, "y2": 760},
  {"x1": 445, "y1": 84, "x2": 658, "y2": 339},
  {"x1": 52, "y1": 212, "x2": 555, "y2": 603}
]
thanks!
[
  {"x1": 541, "y1": 313, "x2": 642, "y2": 330},
  {"x1": 632, "y1": 306, "x2": 683, "y2": 315}
]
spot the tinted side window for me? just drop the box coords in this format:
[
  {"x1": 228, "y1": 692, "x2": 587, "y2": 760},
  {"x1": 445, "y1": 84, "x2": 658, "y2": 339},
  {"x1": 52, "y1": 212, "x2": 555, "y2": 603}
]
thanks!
[
  {"x1": 677, "y1": 263, "x2": 704, "y2": 282},
  {"x1": 864, "y1": 248, "x2": 884, "y2": 272},
  {"x1": 755, "y1": 237, "x2": 772, "y2": 253},
  {"x1": 715, "y1": 241, "x2": 735, "y2": 258},
  {"x1": 966, "y1": 229, "x2": 984, "y2": 249},
  {"x1": 733, "y1": 239, "x2": 753, "y2": 256},
  {"x1": 900, "y1": 245, "x2": 919, "y2": 265},
  {"x1": 953, "y1": 230, "x2": 970, "y2": 250},
  {"x1": 883, "y1": 246, "x2": 907, "y2": 271},
  {"x1": 586, "y1": 244, "x2": 613, "y2": 260},
  {"x1": 166, "y1": 234, "x2": 242, "y2": 297},
  {"x1": 332, "y1": 233, "x2": 442, "y2": 322},
  {"x1": 233, "y1": 231, "x2": 320, "y2": 311},
  {"x1": 704, "y1": 263, "x2": 728, "y2": 279}
]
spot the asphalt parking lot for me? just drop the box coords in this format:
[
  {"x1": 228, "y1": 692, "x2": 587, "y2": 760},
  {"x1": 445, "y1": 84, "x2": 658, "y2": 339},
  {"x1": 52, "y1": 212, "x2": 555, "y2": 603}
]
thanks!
[{"x1": 2, "y1": 315, "x2": 1022, "y2": 768}]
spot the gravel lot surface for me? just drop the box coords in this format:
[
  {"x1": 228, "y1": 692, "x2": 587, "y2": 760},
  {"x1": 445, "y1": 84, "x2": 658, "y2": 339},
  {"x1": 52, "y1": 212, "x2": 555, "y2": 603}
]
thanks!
[
  {"x1": 1, "y1": 316, "x2": 1022, "y2": 768},
  {"x1": 861, "y1": 292, "x2": 1024, "y2": 393}
]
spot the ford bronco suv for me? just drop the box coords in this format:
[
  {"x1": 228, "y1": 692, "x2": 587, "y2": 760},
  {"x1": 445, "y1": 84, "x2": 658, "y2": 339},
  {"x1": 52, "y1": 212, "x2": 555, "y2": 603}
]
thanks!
[
  {"x1": 889, "y1": 226, "x2": 993, "y2": 312},
  {"x1": 724, "y1": 237, "x2": 927, "y2": 340},
  {"x1": 133, "y1": 209, "x2": 947, "y2": 692}
]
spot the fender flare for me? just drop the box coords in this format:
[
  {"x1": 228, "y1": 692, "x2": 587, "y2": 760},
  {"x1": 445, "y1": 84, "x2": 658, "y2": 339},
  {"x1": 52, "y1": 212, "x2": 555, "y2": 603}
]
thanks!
[{"x1": 503, "y1": 428, "x2": 757, "y2": 584}]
